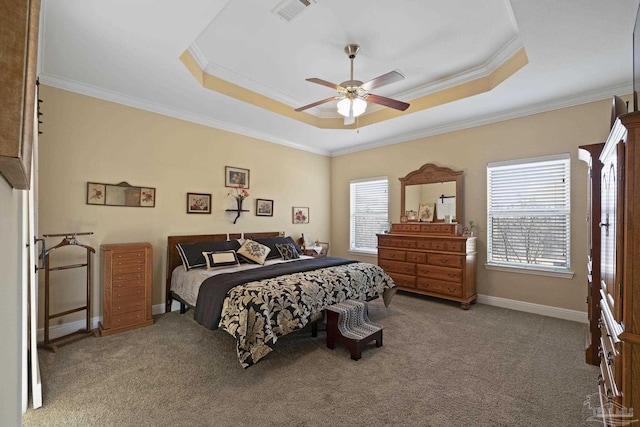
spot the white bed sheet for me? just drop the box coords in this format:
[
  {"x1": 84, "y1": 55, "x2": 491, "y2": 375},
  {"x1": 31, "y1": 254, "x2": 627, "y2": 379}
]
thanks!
[{"x1": 170, "y1": 255, "x2": 314, "y2": 307}]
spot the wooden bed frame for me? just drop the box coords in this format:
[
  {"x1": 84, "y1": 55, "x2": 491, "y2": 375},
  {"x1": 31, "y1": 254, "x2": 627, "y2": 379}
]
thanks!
[{"x1": 165, "y1": 231, "x2": 282, "y2": 313}]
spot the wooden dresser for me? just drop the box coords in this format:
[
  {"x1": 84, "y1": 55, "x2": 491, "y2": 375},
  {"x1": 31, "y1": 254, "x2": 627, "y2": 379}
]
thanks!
[
  {"x1": 596, "y1": 112, "x2": 640, "y2": 425},
  {"x1": 377, "y1": 223, "x2": 477, "y2": 309},
  {"x1": 99, "y1": 242, "x2": 153, "y2": 336}
]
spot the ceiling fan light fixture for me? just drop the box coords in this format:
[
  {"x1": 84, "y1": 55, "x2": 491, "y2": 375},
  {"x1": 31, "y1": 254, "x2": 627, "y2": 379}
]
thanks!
[{"x1": 337, "y1": 96, "x2": 367, "y2": 118}]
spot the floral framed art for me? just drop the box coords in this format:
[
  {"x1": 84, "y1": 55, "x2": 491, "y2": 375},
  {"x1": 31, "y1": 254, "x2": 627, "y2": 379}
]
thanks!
[
  {"x1": 256, "y1": 199, "x2": 273, "y2": 217},
  {"x1": 187, "y1": 193, "x2": 211, "y2": 214},
  {"x1": 225, "y1": 166, "x2": 250, "y2": 189},
  {"x1": 292, "y1": 207, "x2": 309, "y2": 224},
  {"x1": 86, "y1": 181, "x2": 155, "y2": 207}
]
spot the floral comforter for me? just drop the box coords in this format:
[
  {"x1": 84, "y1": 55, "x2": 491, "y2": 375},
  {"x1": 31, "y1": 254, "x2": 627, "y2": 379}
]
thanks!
[{"x1": 217, "y1": 262, "x2": 396, "y2": 368}]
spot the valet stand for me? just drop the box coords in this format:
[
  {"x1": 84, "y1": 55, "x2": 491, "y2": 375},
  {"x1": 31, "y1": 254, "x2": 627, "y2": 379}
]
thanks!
[{"x1": 40, "y1": 232, "x2": 98, "y2": 352}]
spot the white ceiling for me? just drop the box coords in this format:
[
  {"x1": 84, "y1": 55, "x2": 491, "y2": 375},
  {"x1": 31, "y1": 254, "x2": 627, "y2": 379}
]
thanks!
[{"x1": 39, "y1": 0, "x2": 640, "y2": 156}]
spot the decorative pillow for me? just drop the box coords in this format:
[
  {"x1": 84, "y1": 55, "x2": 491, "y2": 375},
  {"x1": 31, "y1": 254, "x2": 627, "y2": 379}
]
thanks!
[
  {"x1": 203, "y1": 250, "x2": 240, "y2": 270},
  {"x1": 254, "y1": 236, "x2": 302, "y2": 260},
  {"x1": 237, "y1": 239, "x2": 271, "y2": 265},
  {"x1": 275, "y1": 243, "x2": 300, "y2": 260},
  {"x1": 176, "y1": 240, "x2": 241, "y2": 270}
]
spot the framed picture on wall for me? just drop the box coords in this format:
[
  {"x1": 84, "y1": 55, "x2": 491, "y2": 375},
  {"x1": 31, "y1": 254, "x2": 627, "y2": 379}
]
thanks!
[
  {"x1": 187, "y1": 193, "x2": 212, "y2": 214},
  {"x1": 225, "y1": 166, "x2": 250, "y2": 189},
  {"x1": 256, "y1": 199, "x2": 273, "y2": 216},
  {"x1": 292, "y1": 207, "x2": 309, "y2": 224}
]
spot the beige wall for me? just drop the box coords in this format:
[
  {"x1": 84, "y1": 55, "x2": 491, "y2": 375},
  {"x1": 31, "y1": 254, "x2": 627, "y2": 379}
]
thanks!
[
  {"x1": 0, "y1": 180, "x2": 23, "y2": 424},
  {"x1": 331, "y1": 99, "x2": 616, "y2": 312},
  {"x1": 39, "y1": 83, "x2": 623, "y2": 319},
  {"x1": 38, "y1": 86, "x2": 331, "y2": 325}
]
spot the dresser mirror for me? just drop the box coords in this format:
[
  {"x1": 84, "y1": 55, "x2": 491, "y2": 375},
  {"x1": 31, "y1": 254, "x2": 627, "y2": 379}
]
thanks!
[{"x1": 399, "y1": 163, "x2": 463, "y2": 223}]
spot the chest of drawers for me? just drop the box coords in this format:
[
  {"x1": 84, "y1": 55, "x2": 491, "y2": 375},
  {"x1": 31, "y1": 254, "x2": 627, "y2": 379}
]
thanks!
[
  {"x1": 99, "y1": 242, "x2": 153, "y2": 336},
  {"x1": 377, "y1": 225, "x2": 477, "y2": 309}
]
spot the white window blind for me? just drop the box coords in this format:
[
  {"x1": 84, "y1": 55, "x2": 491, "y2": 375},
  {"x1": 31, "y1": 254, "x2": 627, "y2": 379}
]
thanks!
[
  {"x1": 350, "y1": 177, "x2": 388, "y2": 254},
  {"x1": 487, "y1": 154, "x2": 570, "y2": 274}
]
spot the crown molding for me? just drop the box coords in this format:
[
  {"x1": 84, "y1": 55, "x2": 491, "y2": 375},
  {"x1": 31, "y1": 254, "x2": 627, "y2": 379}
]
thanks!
[
  {"x1": 39, "y1": 73, "x2": 631, "y2": 158},
  {"x1": 331, "y1": 82, "x2": 632, "y2": 156},
  {"x1": 38, "y1": 73, "x2": 331, "y2": 156}
]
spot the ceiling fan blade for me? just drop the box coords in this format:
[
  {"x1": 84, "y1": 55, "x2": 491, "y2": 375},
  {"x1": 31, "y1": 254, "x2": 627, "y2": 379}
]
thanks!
[
  {"x1": 366, "y1": 94, "x2": 410, "y2": 111},
  {"x1": 295, "y1": 96, "x2": 337, "y2": 112},
  {"x1": 360, "y1": 70, "x2": 405, "y2": 91},
  {"x1": 306, "y1": 78, "x2": 344, "y2": 91}
]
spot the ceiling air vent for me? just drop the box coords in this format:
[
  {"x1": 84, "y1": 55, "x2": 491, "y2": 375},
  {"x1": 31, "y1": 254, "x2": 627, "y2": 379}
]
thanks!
[{"x1": 271, "y1": 0, "x2": 316, "y2": 22}]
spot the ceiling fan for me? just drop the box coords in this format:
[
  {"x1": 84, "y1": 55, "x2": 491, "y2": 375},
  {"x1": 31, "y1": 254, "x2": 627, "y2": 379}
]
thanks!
[{"x1": 295, "y1": 44, "x2": 410, "y2": 125}]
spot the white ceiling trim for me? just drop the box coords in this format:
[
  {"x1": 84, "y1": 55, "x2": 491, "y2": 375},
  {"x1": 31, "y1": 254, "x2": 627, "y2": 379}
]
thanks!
[
  {"x1": 395, "y1": 35, "x2": 526, "y2": 102},
  {"x1": 39, "y1": 72, "x2": 630, "y2": 158},
  {"x1": 331, "y1": 82, "x2": 632, "y2": 157},
  {"x1": 38, "y1": 73, "x2": 331, "y2": 156},
  {"x1": 187, "y1": 34, "x2": 526, "y2": 119}
]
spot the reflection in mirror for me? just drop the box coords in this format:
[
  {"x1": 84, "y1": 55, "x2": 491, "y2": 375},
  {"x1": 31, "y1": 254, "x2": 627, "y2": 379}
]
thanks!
[
  {"x1": 404, "y1": 182, "x2": 457, "y2": 221},
  {"x1": 399, "y1": 163, "x2": 463, "y2": 223}
]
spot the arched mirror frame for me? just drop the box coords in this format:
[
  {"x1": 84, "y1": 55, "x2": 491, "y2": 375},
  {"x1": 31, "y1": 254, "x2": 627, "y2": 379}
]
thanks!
[{"x1": 399, "y1": 163, "x2": 463, "y2": 223}]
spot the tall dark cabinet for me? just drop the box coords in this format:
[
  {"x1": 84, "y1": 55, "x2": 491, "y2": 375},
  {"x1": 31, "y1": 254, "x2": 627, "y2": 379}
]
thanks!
[
  {"x1": 595, "y1": 112, "x2": 640, "y2": 425},
  {"x1": 578, "y1": 143, "x2": 604, "y2": 366}
]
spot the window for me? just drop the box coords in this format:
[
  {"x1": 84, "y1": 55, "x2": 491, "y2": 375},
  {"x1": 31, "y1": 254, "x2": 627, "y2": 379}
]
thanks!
[
  {"x1": 350, "y1": 177, "x2": 388, "y2": 254},
  {"x1": 487, "y1": 154, "x2": 571, "y2": 276}
]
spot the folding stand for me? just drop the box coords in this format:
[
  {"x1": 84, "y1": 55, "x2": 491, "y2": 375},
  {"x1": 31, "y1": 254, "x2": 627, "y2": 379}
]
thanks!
[{"x1": 40, "y1": 232, "x2": 98, "y2": 352}]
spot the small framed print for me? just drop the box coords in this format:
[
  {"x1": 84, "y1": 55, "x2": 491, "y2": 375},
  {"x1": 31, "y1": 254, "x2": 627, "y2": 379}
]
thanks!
[
  {"x1": 225, "y1": 166, "x2": 250, "y2": 189},
  {"x1": 292, "y1": 207, "x2": 309, "y2": 224},
  {"x1": 187, "y1": 193, "x2": 211, "y2": 214},
  {"x1": 256, "y1": 199, "x2": 273, "y2": 217},
  {"x1": 87, "y1": 183, "x2": 106, "y2": 205}
]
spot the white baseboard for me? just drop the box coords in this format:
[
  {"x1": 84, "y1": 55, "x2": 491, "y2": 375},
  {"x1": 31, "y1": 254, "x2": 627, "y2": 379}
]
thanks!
[
  {"x1": 477, "y1": 294, "x2": 588, "y2": 324},
  {"x1": 37, "y1": 303, "x2": 170, "y2": 342},
  {"x1": 39, "y1": 297, "x2": 587, "y2": 341}
]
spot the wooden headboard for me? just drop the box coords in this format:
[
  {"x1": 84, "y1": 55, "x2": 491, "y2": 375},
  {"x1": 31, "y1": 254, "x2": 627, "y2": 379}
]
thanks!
[{"x1": 165, "y1": 231, "x2": 282, "y2": 312}]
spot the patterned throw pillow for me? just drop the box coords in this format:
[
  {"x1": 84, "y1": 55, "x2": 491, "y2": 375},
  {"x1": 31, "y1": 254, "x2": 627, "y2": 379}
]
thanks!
[
  {"x1": 275, "y1": 243, "x2": 300, "y2": 260},
  {"x1": 237, "y1": 239, "x2": 271, "y2": 265},
  {"x1": 202, "y1": 250, "x2": 240, "y2": 270}
]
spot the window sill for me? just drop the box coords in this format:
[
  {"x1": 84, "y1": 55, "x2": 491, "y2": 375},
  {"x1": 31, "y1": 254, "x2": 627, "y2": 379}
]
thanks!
[
  {"x1": 348, "y1": 250, "x2": 378, "y2": 257},
  {"x1": 485, "y1": 263, "x2": 574, "y2": 279}
]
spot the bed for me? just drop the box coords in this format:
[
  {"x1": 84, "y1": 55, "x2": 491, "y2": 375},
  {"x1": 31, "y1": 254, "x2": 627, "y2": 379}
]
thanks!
[{"x1": 165, "y1": 232, "x2": 396, "y2": 368}]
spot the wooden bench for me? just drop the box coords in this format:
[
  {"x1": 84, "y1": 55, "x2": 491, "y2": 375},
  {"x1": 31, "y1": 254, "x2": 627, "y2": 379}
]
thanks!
[{"x1": 326, "y1": 300, "x2": 383, "y2": 360}]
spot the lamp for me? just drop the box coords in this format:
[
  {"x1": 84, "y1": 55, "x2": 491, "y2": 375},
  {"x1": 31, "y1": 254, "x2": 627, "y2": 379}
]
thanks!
[{"x1": 337, "y1": 95, "x2": 367, "y2": 118}]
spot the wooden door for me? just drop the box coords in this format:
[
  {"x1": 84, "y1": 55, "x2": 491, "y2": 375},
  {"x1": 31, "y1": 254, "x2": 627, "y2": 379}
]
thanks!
[{"x1": 600, "y1": 141, "x2": 624, "y2": 322}]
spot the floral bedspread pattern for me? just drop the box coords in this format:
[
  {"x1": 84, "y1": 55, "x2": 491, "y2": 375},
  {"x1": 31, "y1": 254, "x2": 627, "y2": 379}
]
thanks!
[{"x1": 218, "y1": 262, "x2": 396, "y2": 368}]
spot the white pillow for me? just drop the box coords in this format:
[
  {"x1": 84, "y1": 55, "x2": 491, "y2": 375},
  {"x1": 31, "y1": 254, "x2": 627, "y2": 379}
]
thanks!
[
  {"x1": 237, "y1": 239, "x2": 271, "y2": 265},
  {"x1": 203, "y1": 250, "x2": 240, "y2": 270}
]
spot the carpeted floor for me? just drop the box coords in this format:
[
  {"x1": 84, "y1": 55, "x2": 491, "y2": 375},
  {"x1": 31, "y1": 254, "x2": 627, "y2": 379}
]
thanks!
[{"x1": 22, "y1": 292, "x2": 600, "y2": 427}]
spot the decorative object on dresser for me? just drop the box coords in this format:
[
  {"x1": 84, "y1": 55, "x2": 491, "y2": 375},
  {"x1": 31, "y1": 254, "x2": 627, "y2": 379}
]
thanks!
[
  {"x1": 99, "y1": 242, "x2": 153, "y2": 336},
  {"x1": 595, "y1": 112, "x2": 640, "y2": 424},
  {"x1": 378, "y1": 163, "x2": 476, "y2": 309},
  {"x1": 187, "y1": 193, "x2": 211, "y2": 214},
  {"x1": 578, "y1": 142, "x2": 605, "y2": 366},
  {"x1": 87, "y1": 181, "x2": 155, "y2": 207}
]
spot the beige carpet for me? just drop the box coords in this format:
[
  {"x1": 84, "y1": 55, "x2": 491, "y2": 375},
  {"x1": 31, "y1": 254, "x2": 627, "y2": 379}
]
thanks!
[{"x1": 22, "y1": 292, "x2": 599, "y2": 427}]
